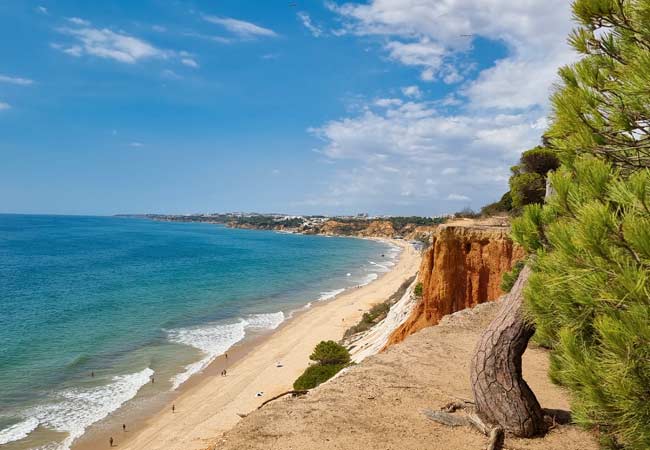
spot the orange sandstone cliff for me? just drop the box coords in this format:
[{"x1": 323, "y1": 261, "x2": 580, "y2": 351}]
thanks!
[{"x1": 388, "y1": 218, "x2": 524, "y2": 345}]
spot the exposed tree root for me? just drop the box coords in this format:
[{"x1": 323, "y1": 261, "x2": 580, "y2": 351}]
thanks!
[
  {"x1": 257, "y1": 390, "x2": 308, "y2": 410},
  {"x1": 423, "y1": 403, "x2": 504, "y2": 450}
]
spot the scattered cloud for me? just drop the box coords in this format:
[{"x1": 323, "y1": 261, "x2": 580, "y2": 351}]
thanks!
[
  {"x1": 67, "y1": 17, "x2": 91, "y2": 26},
  {"x1": 162, "y1": 69, "x2": 182, "y2": 80},
  {"x1": 401, "y1": 85, "x2": 421, "y2": 99},
  {"x1": 55, "y1": 22, "x2": 166, "y2": 63},
  {"x1": 297, "y1": 12, "x2": 323, "y2": 37},
  {"x1": 36, "y1": 6, "x2": 48, "y2": 15},
  {"x1": 54, "y1": 19, "x2": 198, "y2": 69},
  {"x1": 129, "y1": 141, "x2": 144, "y2": 148},
  {"x1": 203, "y1": 15, "x2": 277, "y2": 39},
  {"x1": 182, "y1": 32, "x2": 232, "y2": 45},
  {"x1": 308, "y1": 98, "x2": 543, "y2": 211},
  {"x1": 272, "y1": 169, "x2": 281, "y2": 175},
  {"x1": 375, "y1": 98, "x2": 403, "y2": 108},
  {"x1": 0, "y1": 74, "x2": 34, "y2": 86},
  {"x1": 261, "y1": 53, "x2": 280, "y2": 60},
  {"x1": 0, "y1": 102, "x2": 11, "y2": 111},
  {"x1": 447, "y1": 193, "x2": 470, "y2": 201},
  {"x1": 302, "y1": 0, "x2": 577, "y2": 213},
  {"x1": 152, "y1": 25, "x2": 167, "y2": 33},
  {"x1": 181, "y1": 57, "x2": 199, "y2": 68}
]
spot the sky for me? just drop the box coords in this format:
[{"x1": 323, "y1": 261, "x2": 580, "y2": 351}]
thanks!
[{"x1": 0, "y1": 0, "x2": 577, "y2": 216}]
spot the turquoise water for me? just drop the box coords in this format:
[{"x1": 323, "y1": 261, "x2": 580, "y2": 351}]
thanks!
[{"x1": 0, "y1": 214, "x2": 398, "y2": 449}]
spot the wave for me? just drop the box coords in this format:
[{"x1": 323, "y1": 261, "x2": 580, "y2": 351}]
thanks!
[
  {"x1": 368, "y1": 261, "x2": 390, "y2": 272},
  {"x1": 167, "y1": 312, "x2": 285, "y2": 390},
  {"x1": 0, "y1": 417, "x2": 39, "y2": 445},
  {"x1": 318, "y1": 288, "x2": 346, "y2": 301},
  {"x1": 26, "y1": 367, "x2": 153, "y2": 450},
  {"x1": 358, "y1": 273, "x2": 379, "y2": 286}
]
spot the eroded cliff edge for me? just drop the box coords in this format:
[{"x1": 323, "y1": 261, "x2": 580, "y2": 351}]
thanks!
[{"x1": 388, "y1": 217, "x2": 525, "y2": 346}]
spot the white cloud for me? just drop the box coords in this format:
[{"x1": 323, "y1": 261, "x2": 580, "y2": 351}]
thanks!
[
  {"x1": 297, "y1": 12, "x2": 323, "y2": 37},
  {"x1": 0, "y1": 102, "x2": 11, "y2": 110},
  {"x1": 447, "y1": 193, "x2": 470, "y2": 201},
  {"x1": 130, "y1": 142, "x2": 144, "y2": 148},
  {"x1": 203, "y1": 15, "x2": 277, "y2": 38},
  {"x1": 401, "y1": 85, "x2": 421, "y2": 99},
  {"x1": 301, "y1": 0, "x2": 577, "y2": 213},
  {"x1": 36, "y1": 6, "x2": 48, "y2": 14},
  {"x1": 54, "y1": 20, "x2": 196, "y2": 69},
  {"x1": 441, "y1": 167, "x2": 459, "y2": 175},
  {"x1": 0, "y1": 74, "x2": 34, "y2": 86},
  {"x1": 332, "y1": 0, "x2": 576, "y2": 95},
  {"x1": 308, "y1": 98, "x2": 542, "y2": 212},
  {"x1": 67, "y1": 17, "x2": 91, "y2": 26},
  {"x1": 152, "y1": 25, "x2": 167, "y2": 33},
  {"x1": 375, "y1": 98, "x2": 403, "y2": 107},
  {"x1": 181, "y1": 58, "x2": 199, "y2": 68},
  {"x1": 56, "y1": 24, "x2": 166, "y2": 63}
]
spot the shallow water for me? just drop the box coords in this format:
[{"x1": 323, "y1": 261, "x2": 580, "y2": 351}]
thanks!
[{"x1": 0, "y1": 214, "x2": 398, "y2": 449}]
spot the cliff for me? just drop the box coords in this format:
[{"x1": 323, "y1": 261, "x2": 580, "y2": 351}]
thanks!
[
  {"x1": 214, "y1": 299, "x2": 597, "y2": 450},
  {"x1": 388, "y1": 217, "x2": 524, "y2": 345}
]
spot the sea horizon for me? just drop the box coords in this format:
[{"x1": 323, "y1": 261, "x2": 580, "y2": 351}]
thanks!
[{"x1": 0, "y1": 214, "x2": 399, "y2": 450}]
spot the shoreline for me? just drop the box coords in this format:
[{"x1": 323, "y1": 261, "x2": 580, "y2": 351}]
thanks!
[{"x1": 72, "y1": 238, "x2": 420, "y2": 450}]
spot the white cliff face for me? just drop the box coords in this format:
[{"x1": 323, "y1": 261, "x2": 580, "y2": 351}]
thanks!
[{"x1": 347, "y1": 278, "x2": 419, "y2": 363}]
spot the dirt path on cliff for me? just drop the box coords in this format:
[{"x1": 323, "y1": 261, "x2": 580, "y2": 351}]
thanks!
[{"x1": 214, "y1": 300, "x2": 598, "y2": 450}]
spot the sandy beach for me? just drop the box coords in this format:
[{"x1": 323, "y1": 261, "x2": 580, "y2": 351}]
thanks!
[{"x1": 73, "y1": 239, "x2": 420, "y2": 450}]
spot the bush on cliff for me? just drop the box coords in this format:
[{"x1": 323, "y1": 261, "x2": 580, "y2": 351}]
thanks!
[
  {"x1": 293, "y1": 364, "x2": 346, "y2": 390},
  {"x1": 293, "y1": 341, "x2": 351, "y2": 390},
  {"x1": 309, "y1": 340, "x2": 350, "y2": 365}
]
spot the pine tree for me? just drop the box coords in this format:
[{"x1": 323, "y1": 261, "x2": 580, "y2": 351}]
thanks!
[
  {"x1": 429, "y1": 2, "x2": 650, "y2": 446},
  {"x1": 476, "y1": 1, "x2": 650, "y2": 448},
  {"x1": 512, "y1": 158, "x2": 650, "y2": 449}
]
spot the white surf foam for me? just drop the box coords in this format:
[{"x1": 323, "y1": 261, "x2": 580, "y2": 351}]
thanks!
[
  {"x1": 359, "y1": 273, "x2": 379, "y2": 286},
  {"x1": 318, "y1": 288, "x2": 346, "y2": 301},
  {"x1": 168, "y1": 312, "x2": 285, "y2": 389},
  {"x1": 27, "y1": 367, "x2": 153, "y2": 450},
  {"x1": 0, "y1": 417, "x2": 39, "y2": 445}
]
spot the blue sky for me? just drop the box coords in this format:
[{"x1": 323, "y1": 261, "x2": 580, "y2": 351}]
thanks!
[{"x1": 0, "y1": 0, "x2": 576, "y2": 216}]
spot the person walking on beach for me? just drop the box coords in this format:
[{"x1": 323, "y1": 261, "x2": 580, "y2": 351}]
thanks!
[
  {"x1": 150, "y1": 375, "x2": 154, "y2": 384},
  {"x1": 109, "y1": 437, "x2": 114, "y2": 447},
  {"x1": 122, "y1": 423, "x2": 126, "y2": 432},
  {"x1": 172, "y1": 404, "x2": 175, "y2": 413}
]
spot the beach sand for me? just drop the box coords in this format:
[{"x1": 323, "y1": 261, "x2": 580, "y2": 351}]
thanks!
[{"x1": 73, "y1": 239, "x2": 420, "y2": 450}]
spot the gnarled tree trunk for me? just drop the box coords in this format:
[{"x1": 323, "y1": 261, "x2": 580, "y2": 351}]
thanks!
[{"x1": 469, "y1": 266, "x2": 547, "y2": 437}]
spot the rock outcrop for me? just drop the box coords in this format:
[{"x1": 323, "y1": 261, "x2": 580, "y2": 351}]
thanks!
[{"x1": 387, "y1": 218, "x2": 524, "y2": 345}]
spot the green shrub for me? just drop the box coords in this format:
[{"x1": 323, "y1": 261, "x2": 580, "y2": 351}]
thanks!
[
  {"x1": 480, "y1": 191, "x2": 513, "y2": 216},
  {"x1": 293, "y1": 364, "x2": 345, "y2": 390},
  {"x1": 414, "y1": 282, "x2": 423, "y2": 297},
  {"x1": 309, "y1": 340, "x2": 350, "y2": 365},
  {"x1": 520, "y1": 147, "x2": 560, "y2": 175},
  {"x1": 512, "y1": 158, "x2": 650, "y2": 449},
  {"x1": 509, "y1": 172, "x2": 546, "y2": 209},
  {"x1": 499, "y1": 260, "x2": 525, "y2": 293}
]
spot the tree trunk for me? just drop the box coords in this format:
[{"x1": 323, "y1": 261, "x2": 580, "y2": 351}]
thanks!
[{"x1": 469, "y1": 266, "x2": 547, "y2": 437}]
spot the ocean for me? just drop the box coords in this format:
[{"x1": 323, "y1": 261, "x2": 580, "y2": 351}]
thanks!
[{"x1": 0, "y1": 214, "x2": 398, "y2": 450}]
